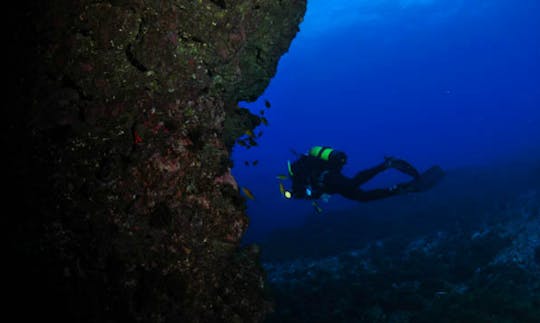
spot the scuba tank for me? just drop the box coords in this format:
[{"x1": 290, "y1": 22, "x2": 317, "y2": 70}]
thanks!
[{"x1": 309, "y1": 146, "x2": 347, "y2": 170}]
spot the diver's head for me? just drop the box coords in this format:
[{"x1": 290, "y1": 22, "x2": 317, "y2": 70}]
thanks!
[{"x1": 328, "y1": 151, "x2": 347, "y2": 170}]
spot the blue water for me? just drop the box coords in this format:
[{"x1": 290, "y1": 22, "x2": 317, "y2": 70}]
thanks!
[{"x1": 233, "y1": 0, "x2": 540, "y2": 243}]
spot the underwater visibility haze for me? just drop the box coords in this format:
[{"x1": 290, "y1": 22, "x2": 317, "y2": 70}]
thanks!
[
  {"x1": 8, "y1": 0, "x2": 539, "y2": 322},
  {"x1": 233, "y1": 0, "x2": 540, "y2": 322},
  {"x1": 234, "y1": 0, "x2": 540, "y2": 241}
]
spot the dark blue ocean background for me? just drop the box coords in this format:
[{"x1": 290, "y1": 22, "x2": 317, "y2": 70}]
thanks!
[{"x1": 233, "y1": 1, "x2": 539, "y2": 321}]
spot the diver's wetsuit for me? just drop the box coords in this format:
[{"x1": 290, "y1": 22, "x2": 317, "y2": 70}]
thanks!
[
  {"x1": 290, "y1": 155, "x2": 420, "y2": 202},
  {"x1": 323, "y1": 162, "x2": 406, "y2": 201}
]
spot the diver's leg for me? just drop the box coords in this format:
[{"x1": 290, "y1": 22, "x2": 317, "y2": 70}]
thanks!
[
  {"x1": 322, "y1": 170, "x2": 397, "y2": 201},
  {"x1": 385, "y1": 157, "x2": 421, "y2": 178},
  {"x1": 344, "y1": 188, "x2": 398, "y2": 202},
  {"x1": 339, "y1": 179, "x2": 422, "y2": 202},
  {"x1": 352, "y1": 162, "x2": 388, "y2": 186},
  {"x1": 323, "y1": 172, "x2": 357, "y2": 194},
  {"x1": 353, "y1": 158, "x2": 421, "y2": 186},
  {"x1": 324, "y1": 171, "x2": 416, "y2": 201}
]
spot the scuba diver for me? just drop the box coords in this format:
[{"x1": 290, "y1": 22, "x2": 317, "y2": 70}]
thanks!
[{"x1": 278, "y1": 146, "x2": 445, "y2": 212}]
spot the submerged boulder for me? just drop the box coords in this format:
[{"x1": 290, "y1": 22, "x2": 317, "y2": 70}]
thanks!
[{"x1": 6, "y1": 1, "x2": 305, "y2": 322}]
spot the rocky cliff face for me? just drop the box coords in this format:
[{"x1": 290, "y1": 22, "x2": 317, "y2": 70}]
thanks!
[{"x1": 6, "y1": 1, "x2": 305, "y2": 322}]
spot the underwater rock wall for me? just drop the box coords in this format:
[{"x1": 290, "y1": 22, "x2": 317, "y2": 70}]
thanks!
[{"x1": 6, "y1": 1, "x2": 305, "y2": 322}]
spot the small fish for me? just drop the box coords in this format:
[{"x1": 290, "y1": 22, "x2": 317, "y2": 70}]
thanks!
[
  {"x1": 248, "y1": 137, "x2": 258, "y2": 146},
  {"x1": 245, "y1": 129, "x2": 255, "y2": 138},
  {"x1": 242, "y1": 187, "x2": 255, "y2": 200},
  {"x1": 260, "y1": 117, "x2": 268, "y2": 126},
  {"x1": 252, "y1": 160, "x2": 259, "y2": 166},
  {"x1": 290, "y1": 148, "x2": 301, "y2": 157},
  {"x1": 264, "y1": 100, "x2": 271, "y2": 108},
  {"x1": 312, "y1": 201, "x2": 323, "y2": 214},
  {"x1": 260, "y1": 109, "x2": 265, "y2": 115},
  {"x1": 279, "y1": 182, "x2": 285, "y2": 195},
  {"x1": 276, "y1": 174, "x2": 289, "y2": 180},
  {"x1": 244, "y1": 161, "x2": 250, "y2": 166},
  {"x1": 257, "y1": 130, "x2": 263, "y2": 138},
  {"x1": 237, "y1": 139, "x2": 248, "y2": 147}
]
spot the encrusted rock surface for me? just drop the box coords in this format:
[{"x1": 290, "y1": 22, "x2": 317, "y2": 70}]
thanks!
[
  {"x1": 6, "y1": 1, "x2": 305, "y2": 322},
  {"x1": 263, "y1": 191, "x2": 540, "y2": 322}
]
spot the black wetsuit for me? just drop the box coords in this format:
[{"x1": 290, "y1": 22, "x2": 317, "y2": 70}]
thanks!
[{"x1": 290, "y1": 155, "x2": 420, "y2": 202}]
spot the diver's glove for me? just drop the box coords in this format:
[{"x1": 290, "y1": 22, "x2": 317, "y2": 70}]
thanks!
[{"x1": 384, "y1": 156, "x2": 421, "y2": 178}]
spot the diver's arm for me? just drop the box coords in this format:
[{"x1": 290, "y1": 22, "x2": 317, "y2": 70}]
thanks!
[
  {"x1": 291, "y1": 177, "x2": 307, "y2": 199},
  {"x1": 292, "y1": 188, "x2": 307, "y2": 199}
]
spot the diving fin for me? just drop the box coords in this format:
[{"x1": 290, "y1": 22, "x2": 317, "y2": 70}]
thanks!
[
  {"x1": 407, "y1": 165, "x2": 445, "y2": 192},
  {"x1": 385, "y1": 156, "x2": 421, "y2": 178}
]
